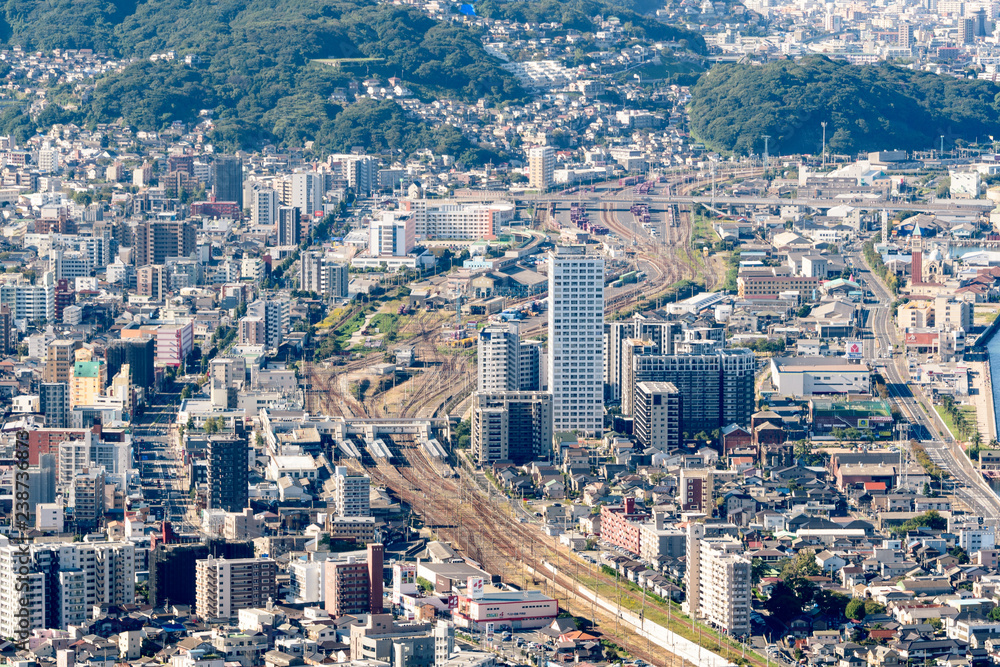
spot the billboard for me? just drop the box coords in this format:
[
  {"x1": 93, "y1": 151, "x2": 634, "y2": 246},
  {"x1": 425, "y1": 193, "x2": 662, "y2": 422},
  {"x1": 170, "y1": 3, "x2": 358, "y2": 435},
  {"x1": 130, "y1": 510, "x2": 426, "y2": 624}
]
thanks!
[
  {"x1": 845, "y1": 340, "x2": 863, "y2": 360},
  {"x1": 857, "y1": 418, "x2": 869, "y2": 429},
  {"x1": 468, "y1": 576, "x2": 484, "y2": 600},
  {"x1": 392, "y1": 563, "x2": 417, "y2": 604},
  {"x1": 448, "y1": 594, "x2": 458, "y2": 610}
]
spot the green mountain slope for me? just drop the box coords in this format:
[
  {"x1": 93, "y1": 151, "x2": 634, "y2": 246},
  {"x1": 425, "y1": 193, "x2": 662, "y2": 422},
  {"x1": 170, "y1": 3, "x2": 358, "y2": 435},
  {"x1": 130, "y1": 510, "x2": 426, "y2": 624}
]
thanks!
[
  {"x1": 689, "y1": 56, "x2": 1000, "y2": 156},
  {"x1": 0, "y1": 0, "x2": 703, "y2": 162}
]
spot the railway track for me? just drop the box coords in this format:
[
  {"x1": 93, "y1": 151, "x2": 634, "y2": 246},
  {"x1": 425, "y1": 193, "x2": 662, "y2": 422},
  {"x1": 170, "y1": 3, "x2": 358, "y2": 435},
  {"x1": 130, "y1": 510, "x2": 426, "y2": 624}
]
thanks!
[{"x1": 364, "y1": 443, "x2": 766, "y2": 667}]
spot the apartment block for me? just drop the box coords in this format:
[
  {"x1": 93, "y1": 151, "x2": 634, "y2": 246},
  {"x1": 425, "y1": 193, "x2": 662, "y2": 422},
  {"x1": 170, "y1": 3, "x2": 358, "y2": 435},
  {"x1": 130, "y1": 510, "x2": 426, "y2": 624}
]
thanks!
[
  {"x1": 333, "y1": 466, "x2": 371, "y2": 517},
  {"x1": 195, "y1": 557, "x2": 278, "y2": 620},
  {"x1": 547, "y1": 246, "x2": 604, "y2": 436},
  {"x1": 471, "y1": 391, "x2": 553, "y2": 465},
  {"x1": 634, "y1": 381, "x2": 681, "y2": 450}
]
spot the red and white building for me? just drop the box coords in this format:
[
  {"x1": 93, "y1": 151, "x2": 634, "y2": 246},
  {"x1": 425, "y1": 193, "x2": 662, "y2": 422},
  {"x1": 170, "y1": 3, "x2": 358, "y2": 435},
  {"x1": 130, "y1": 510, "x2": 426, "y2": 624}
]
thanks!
[
  {"x1": 600, "y1": 497, "x2": 650, "y2": 554},
  {"x1": 156, "y1": 322, "x2": 194, "y2": 367},
  {"x1": 454, "y1": 589, "x2": 557, "y2": 630}
]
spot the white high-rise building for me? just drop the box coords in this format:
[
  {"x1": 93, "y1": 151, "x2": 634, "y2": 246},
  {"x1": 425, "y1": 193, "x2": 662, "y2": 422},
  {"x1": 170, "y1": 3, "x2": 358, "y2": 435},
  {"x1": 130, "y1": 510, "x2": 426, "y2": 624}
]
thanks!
[
  {"x1": 369, "y1": 212, "x2": 415, "y2": 257},
  {"x1": 301, "y1": 251, "x2": 349, "y2": 297},
  {"x1": 528, "y1": 146, "x2": 555, "y2": 191},
  {"x1": 547, "y1": 246, "x2": 604, "y2": 436},
  {"x1": 333, "y1": 466, "x2": 371, "y2": 517},
  {"x1": 478, "y1": 323, "x2": 522, "y2": 392},
  {"x1": 329, "y1": 154, "x2": 376, "y2": 196},
  {"x1": 287, "y1": 172, "x2": 325, "y2": 218},
  {"x1": 250, "y1": 187, "x2": 279, "y2": 229},
  {"x1": 683, "y1": 523, "x2": 751, "y2": 635},
  {"x1": 0, "y1": 541, "x2": 136, "y2": 634}
]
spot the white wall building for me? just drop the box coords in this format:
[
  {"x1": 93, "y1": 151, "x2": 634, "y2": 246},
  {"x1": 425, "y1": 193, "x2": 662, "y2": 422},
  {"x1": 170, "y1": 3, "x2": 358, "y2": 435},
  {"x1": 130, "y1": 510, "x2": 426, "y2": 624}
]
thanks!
[
  {"x1": 400, "y1": 200, "x2": 514, "y2": 240},
  {"x1": 547, "y1": 246, "x2": 604, "y2": 436}
]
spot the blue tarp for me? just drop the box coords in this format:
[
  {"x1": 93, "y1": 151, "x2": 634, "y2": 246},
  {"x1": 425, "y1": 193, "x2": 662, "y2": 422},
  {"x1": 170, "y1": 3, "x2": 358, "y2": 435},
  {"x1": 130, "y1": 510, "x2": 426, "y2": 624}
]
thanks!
[{"x1": 460, "y1": 3, "x2": 476, "y2": 14}]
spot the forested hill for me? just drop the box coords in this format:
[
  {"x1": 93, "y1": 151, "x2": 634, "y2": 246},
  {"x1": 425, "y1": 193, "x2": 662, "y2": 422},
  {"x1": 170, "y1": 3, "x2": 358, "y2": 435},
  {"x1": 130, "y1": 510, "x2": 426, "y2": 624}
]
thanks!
[
  {"x1": 0, "y1": 0, "x2": 704, "y2": 163},
  {"x1": 688, "y1": 56, "x2": 1000, "y2": 156},
  {"x1": 473, "y1": 0, "x2": 707, "y2": 53}
]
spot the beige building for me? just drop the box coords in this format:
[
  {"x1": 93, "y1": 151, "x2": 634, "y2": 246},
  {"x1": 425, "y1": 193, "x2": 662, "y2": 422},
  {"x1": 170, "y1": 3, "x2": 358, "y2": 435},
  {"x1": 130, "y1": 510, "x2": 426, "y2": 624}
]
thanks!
[
  {"x1": 934, "y1": 296, "x2": 973, "y2": 331},
  {"x1": 683, "y1": 523, "x2": 751, "y2": 635},
  {"x1": 195, "y1": 557, "x2": 278, "y2": 620},
  {"x1": 528, "y1": 146, "x2": 554, "y2": 191}
]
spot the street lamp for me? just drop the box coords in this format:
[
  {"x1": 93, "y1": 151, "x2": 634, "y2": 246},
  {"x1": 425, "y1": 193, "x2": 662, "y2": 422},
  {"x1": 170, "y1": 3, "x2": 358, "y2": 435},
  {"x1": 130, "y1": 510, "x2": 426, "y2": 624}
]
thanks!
[{"x1": 762, "y1": 135, "x2": 771, "y2": 169}]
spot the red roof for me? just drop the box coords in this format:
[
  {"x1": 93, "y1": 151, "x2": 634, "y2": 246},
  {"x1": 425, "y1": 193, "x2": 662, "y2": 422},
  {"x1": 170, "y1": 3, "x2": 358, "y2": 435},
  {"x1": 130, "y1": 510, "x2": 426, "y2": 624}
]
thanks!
[{"x1": 864, "y1": 482, "x2": 887, "y2": 491}]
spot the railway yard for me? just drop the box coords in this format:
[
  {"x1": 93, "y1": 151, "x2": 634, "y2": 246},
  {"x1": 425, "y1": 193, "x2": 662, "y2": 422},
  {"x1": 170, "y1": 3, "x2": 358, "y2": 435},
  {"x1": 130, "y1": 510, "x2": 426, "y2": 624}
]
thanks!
[{"x1": 292, "y1": 173, "x2": 771, "y2": 667}]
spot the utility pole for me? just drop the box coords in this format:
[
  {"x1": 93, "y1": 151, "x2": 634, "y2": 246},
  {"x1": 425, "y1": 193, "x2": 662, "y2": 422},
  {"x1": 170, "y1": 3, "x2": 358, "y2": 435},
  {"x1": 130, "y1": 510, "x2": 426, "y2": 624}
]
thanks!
[{"x1": 821, "y1": 121, "x2": 828, "y2": 168}]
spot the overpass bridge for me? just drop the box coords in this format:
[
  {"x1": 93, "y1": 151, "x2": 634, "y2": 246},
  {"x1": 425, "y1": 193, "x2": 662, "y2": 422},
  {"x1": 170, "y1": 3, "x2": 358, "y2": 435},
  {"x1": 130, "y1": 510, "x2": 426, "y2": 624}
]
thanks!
[{"x1": 528, "y1": 194, "x2": 994, "y2": 214}]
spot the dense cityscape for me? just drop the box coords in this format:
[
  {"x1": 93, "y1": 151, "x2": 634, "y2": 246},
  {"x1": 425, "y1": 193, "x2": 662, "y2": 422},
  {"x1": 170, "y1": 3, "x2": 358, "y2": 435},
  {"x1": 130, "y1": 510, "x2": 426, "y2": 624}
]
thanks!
[{"x1": 5, "y1": 0, "x2": 1000, "y2": 666}]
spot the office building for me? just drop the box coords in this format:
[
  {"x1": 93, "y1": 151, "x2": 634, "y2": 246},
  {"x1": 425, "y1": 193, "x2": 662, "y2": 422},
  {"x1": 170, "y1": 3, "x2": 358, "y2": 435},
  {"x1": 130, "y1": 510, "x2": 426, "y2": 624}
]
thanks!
[
  {"x1": 770, "y1": 356, "x2": 871, "y2": 396},
  {"x1": 399, "y1": 199, "x2": 514, "y2": 240},
  {"x1": 149, "y1": 540, "x2": 254, "y2": 608},
  {"x1": 683, "y1": 523, "x2": 751, "y2": 635},
  {"x1": 370, "y1": 212, "x2": 416, "y2": 257},
  {"x1": 28, "y1": 453, "x2": 56, "y2": 509},
  {"x1": 471, "y1": 391, "x2": 553, "y2": 464},
  {"x1": 634, "y1": 381, "x2": 681, "y2": 450},
  {"x1": 250, "y1": 187, "x2": 278, "y2": 228},
  {"x1": 300, "y1": 250, "x2": 349, "y2": 297},
  {"x1": 195, "y1": 557, "x2": 277, "y2": 620},
  {"x1": 528, "y1": 146, "x2": 555, "y2": 191},
  {"x1": 368, "y1": 543, "x2": 384, "y2": 614},
  {"x1": 333, "y1": 466, "x2": 371, "y2": 517},
  {"x1": 212, "y1": 156, "x2": 244, "y2": 208},
  {"x1": 278, "y1": 206, "x2": 301, "y2": 246},
  {"x1": 133, "y1": 220, "x2": 196, "y2": 266},
  {"x1": 39, "y1": 382, "x2": 69, "y2": 429},
  {"x1": 324, "y1": 543, "x2": 384, "y2": 616},
  {"x1": 106, "y1": 337, "x2": 155, "y2": 389},
  {"x1": 208, "y1": 437, "x2": 249, "y2": 512},
  {"x1": 962, "y1": 17, "x2": 976, "y2": 43},
  {"x1": 547, "y1": 246, "x2": 604, "y2": 436}
]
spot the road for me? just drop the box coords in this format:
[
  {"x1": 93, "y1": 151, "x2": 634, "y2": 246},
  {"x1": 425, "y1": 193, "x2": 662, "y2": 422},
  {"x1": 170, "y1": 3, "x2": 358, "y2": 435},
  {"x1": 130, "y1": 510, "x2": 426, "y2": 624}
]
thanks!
[
  {"x1": 133, "y1": 390, "x2": 199, "y2": 532},
  {"x1": 853, "y1": 249, "x2": 1000, "y2": 520}
]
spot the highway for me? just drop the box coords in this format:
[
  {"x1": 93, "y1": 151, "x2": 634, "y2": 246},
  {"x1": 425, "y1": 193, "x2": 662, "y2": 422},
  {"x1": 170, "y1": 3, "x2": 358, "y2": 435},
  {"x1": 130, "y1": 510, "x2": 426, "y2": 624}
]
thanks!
[{"x1": 853, "y1": 249, "x2": 1000, "y2": 520}]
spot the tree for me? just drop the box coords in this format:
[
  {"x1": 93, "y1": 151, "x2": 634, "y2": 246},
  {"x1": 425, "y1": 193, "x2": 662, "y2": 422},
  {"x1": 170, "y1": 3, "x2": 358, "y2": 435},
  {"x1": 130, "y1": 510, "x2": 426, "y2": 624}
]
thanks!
[
  {"x1": 181, "y1": 386, "x2": 192, "y2": 400},
  {"x1": 751, "y1": 557, "x2": 769, "y2": 586},
  {"x1": 764, "y1": 581, "x2": 804, "y2": 624},
  {"x1": 864, "y1": 600, "x2": 886, "y2": 615},
  {"x1": 814, "y1": 590, "x2": 849, "y2": 621},
  {"x1": 845, "y1": 598, "x2": 867, "y2": 621}
]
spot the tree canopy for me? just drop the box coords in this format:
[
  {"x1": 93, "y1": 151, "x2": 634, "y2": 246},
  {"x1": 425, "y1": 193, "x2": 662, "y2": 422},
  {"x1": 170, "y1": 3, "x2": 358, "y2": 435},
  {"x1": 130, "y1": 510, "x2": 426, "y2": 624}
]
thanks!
[
  {"x1": 0, "y1": 0, "x2": 533, "y2": 162},
  {"x1": 689, "y1": 55, "x2": 1000, "y2": 155}
]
